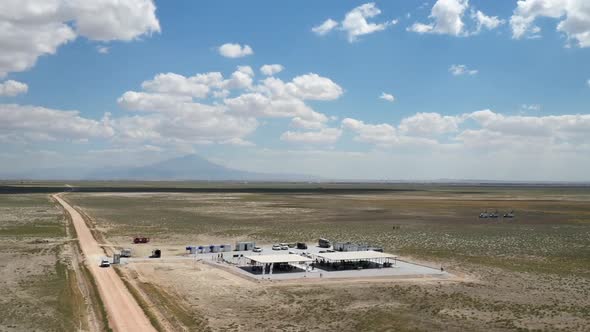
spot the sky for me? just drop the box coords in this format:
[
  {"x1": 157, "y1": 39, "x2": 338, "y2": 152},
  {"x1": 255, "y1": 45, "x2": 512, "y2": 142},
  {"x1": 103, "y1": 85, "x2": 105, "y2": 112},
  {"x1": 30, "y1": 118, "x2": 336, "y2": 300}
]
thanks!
[{"x1": 1, "y1": 0, "x2": 590, "y2": 181}]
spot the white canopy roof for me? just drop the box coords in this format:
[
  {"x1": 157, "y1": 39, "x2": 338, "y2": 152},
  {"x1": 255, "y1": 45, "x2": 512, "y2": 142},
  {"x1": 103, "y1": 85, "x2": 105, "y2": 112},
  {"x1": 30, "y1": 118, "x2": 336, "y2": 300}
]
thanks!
[
  {"x1": 244, "y1": 254, "x2": 313, "y2": 264},
  {"x1": 314, "y1": 251, "x2": 397, "y2": 261}
]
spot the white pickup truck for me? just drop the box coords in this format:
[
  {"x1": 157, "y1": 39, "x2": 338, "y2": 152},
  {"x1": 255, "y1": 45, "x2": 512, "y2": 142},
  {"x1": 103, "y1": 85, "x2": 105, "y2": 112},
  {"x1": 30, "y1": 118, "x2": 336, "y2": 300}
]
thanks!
[{"x1": 99, "y1": 257, "x2": 110, "y2": 267}]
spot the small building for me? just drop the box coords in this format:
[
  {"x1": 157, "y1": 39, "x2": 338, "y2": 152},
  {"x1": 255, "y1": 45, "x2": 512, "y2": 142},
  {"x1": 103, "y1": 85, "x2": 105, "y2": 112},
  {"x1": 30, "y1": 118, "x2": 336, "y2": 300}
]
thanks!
[
  {"x1": 210, "y1": 245, "x2": 221, "y2": 253},
  {"x1": 198, "y1": 245, "x2": 210, "y2": 253},
  {"x1": 333, "y1": 242, "x2": 384, "y2": 252},
  {"x1": 236, "y1": 241, "x2": 255, "y2": 251},
  {"x1": 220, "y1": 244, "x2": 233, "y2": 252},
  {"x1": 333, "y1": 242, "x2": 366, "y2": 252}
]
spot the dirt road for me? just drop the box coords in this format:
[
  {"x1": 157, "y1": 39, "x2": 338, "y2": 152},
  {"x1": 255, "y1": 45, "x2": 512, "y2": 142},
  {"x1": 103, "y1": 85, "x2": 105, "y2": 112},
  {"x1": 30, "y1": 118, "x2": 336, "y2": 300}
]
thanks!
[{"x1": 53, "y1": 194, "x2": 156, "y2": 332}]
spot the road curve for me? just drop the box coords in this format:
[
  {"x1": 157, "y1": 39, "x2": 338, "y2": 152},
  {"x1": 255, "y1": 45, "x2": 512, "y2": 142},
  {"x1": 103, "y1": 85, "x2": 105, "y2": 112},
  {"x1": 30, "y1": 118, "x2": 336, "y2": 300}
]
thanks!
[{"x1": 53, "y1": 194, "x2": 156, "y2": 332}]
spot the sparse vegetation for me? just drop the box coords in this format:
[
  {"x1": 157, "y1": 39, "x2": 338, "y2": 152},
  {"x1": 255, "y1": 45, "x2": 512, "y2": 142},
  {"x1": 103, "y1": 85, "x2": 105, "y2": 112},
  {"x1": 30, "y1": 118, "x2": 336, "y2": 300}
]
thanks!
[
  {"x1": 65, "y1": 185, "x2": 590, "y2": 331},
  {"x1": 0, "y1": 194, "x2": 85, "y2": 331}
]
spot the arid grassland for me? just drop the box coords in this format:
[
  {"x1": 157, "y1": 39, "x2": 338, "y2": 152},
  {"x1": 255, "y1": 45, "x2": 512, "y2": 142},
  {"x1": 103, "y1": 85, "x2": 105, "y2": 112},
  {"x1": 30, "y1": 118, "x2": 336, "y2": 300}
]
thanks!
[
  {"x1": 66, "y1": 186, "x2": 590, "y2": 331},
  {"x1": 0, "y1": 194, "x2": 90, "y2": 331}
]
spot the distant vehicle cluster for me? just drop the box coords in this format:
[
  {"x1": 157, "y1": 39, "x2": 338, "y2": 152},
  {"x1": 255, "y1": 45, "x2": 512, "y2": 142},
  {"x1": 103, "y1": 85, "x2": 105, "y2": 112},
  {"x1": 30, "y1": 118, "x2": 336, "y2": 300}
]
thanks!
[{"x1": 479, "y1": 210, "x2": 515, "y2": 219}]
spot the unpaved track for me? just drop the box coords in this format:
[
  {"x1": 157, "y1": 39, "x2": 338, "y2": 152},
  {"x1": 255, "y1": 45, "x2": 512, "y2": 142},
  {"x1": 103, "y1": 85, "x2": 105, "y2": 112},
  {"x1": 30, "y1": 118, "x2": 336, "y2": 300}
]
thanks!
[{"x1": 53, "y1": 194, "x2": 156, "y2": 332}]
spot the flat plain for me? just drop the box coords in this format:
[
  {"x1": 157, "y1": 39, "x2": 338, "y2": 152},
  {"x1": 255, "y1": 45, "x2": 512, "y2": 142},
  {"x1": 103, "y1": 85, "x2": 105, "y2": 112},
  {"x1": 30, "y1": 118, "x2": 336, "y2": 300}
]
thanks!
[
  {"x1": 0, "y1": 194, "x2": 90, "y2": 331},
  {"x1": 59, "y1": 184, "x2": 590, "y2": 331}
]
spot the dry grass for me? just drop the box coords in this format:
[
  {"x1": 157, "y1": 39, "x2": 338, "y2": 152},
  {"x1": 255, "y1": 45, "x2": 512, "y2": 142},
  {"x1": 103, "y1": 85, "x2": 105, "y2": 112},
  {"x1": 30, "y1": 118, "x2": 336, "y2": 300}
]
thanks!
[
  {"x1": 0, "y1": 194, "x2": 86, "y2": 331},
  {"x1": 66, "y1": 187, "x2": 590, "y2": 331}
]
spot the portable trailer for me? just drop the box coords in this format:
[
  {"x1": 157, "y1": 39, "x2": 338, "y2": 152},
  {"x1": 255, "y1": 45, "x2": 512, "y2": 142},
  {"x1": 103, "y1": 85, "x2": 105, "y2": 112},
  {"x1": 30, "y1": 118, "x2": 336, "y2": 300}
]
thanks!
[
  {"x1": 334, "y1": 242, "x2": 383, "y2": 252},
  {"x1": 186, "y1": 246, "x2": 198, "y2": 254},
  {"x1": 235, "y1": 241, "x2": 255, "y2": 251},
  {"x1": 220, "y1": 244, "x2": 232, "y2": 252},
  {"x1": 334, "y1": 242, "x2": 370, "y2": 252},
  {"x1": 210, "y1": 245, "x2": 221, "y2": 253}
]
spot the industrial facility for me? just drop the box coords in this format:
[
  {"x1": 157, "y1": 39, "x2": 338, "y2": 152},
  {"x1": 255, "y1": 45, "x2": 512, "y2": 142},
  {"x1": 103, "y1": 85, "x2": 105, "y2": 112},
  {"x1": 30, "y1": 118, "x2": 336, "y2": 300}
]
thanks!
[
  {"x1": 174, "y1": 237, "x2": 445, "y2": 280},
  {"x1": 112, "y1": 237, "x2": 446, "y2": 281}
]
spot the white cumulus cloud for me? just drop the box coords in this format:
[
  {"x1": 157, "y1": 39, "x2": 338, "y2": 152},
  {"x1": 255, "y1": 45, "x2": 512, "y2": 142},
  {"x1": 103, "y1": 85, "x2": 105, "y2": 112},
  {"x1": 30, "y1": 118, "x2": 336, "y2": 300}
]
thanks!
[
  {"x1": 313, "y1": 3, "x2": 393, "y2": 42},
  {"x1": 399, "y1": 112, "x2": 463, "y2": 136},
  {"x1": 218, "y1": 43, "x2": 254, "y2": 58},
  {"x1": 409, "y1": 0, "x2": 503, "y2": 36},
  {"x1": 379, "y1": 92, "x2": 395, "y2": 102},
  {"x1": 280, "y1": 128, "x2": 342, "y2": 144},
  {"x1": 0, "y1": 104, "x2": 114, "y2": 142},
  {"x1": 0, "y1": 0, "x2": 160, "y2": 76},
  {"x1": 141, "y1": 73, "x2": 215, "y2": 98},
  {"x1": 472, "y1": 10, "x2": 505, "y2": 33},
  {"x1": 118, "y1": 68, "x2": 344, "y2": 146},
  {"x1": 409, "y1": 0, "x2": 470, "y2": 36},
  {"x1": 341, "y1": 3, "x2": 393, "y2": 42},
  {"x1": 342, "y1": 118, "x2": 403, "y2": 147},
  {"x1": 66, "y1": 0, "x2": 160, "y2": 41},
  {"x1": 312, "y1": 19, "x2": 339, "y2": 36},
  {"x1": 288, "y1": 73, "x2": 343, "y2": 100},
  {"x1": 97, "y1": 45, "x2": 109, "y2": 54},
  {"x1": 0, "y1": 80, "x2": 28, "y2": 97},
  {"x1": 260, "y1": 64, "x2": 284, "y2": 76},
  {"x1": 449, "y1": 64, "x2": 478, "y2": 76},
  {"x1": 341, "y1": 109, "x2": 590, "y2": 154},
  {"x1": 510, "y1": 0, "x2": 590, "y2": 48}
]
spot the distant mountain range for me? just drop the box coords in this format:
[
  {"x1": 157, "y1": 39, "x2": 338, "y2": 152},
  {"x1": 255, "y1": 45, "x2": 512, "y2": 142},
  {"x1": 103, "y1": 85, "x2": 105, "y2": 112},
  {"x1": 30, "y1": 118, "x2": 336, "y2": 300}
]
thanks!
[{"x1": 0, "y1": 154, "x2": 319, "y2": 181}]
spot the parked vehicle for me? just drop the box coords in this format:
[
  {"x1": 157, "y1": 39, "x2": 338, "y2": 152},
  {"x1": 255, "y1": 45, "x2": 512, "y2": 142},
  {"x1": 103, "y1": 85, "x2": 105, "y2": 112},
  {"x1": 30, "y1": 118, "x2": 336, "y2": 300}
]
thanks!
[
  {"x1": 272, "y1": 244, "x2": 281, "y2": 250},
  {"x1": 150, "y1": 249, "x2": 161, "y2": 258},
  {"x1": 296, "y1": 242, "x2": 308, "y2": 250},
  {"x1": 99, "y1": 258, "x2": 110, "y2": 267},
  {"x1": 120, "y1": 248, "x2": 132, "y2": 257},
  {"x1": 319, "y1": 238, "x2": 331, "y2": 248},
  {"x1": 280, "y1": 245, "x2": 289, "y2": 250},
  {"x1": 253, "y1": 246, "x2": 263, "y2": 252},
  {"x1": 133, "y1": 236, "x2": 149, "y2": 244}
]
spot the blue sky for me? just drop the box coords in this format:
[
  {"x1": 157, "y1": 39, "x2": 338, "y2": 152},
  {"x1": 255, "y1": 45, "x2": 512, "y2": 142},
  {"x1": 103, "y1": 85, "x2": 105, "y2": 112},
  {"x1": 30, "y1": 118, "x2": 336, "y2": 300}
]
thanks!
[{"x1": 1, "y1": 0, "x2": 589, "y2": 180}]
